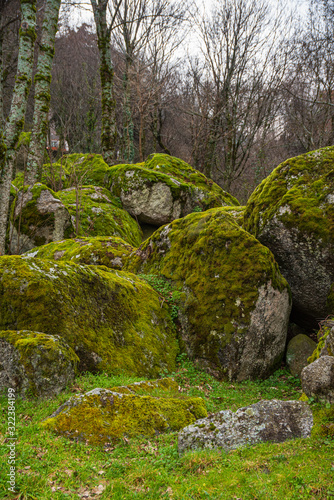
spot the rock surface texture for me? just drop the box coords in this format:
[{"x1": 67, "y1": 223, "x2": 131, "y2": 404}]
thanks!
[
  {"x1": 243, "y1": 146, "x2": 334, "y2": 327},
  {"x1": 9, "y1": 183, "x2": 73, "y2": 254},
  {"x1": 0, "y1": 330, "x2": 78, "y2": 397},
  {"x1": 301, "y1": 356, "x2": 334, "y2": 404},
  {"x1": 178, "y1": 400, "x2": 313, "y2": 454},
  {"x1": 286, "y1": 334, "x2": 317, "y2": 377},
  {"x1": 126, "y1": 208, "x2": 291, "y2": 380},
  {"x1": 0, "y1": 256, "x2": 178, "y2": 377},
  {"x1": 43, "y1": 379, "x2": 207, "y2": 445},
  {"x1": 107, "y1": 154, "x2": 239, "y2": 226}
]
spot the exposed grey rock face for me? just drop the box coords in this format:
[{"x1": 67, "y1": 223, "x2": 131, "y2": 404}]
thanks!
[
  {"x1": 9, "y1": 183, "x2": 73, "y2": 254},
  {"x1": 243, "y1": 146, "x2": 334, "y2": 326},
  {"x1": 301, "y1": 356, "x2": 334, "y2": 404},
  {"x1": 0, "y1": 330, "x2": 78, "y2": 397},
  {"x1": 178, "y1": 400, "x2": 313, "y2": 455},
  {"x1": 286, "y1": 334, "x2": 317, "y2": 377}
]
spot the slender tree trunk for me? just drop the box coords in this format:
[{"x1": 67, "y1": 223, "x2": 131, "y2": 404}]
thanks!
[
  {"x1": 0, "y1": 0, "x2": 36, "y2": 255},
  {"x1": 122, "y1": 59, "x2": 134, "y2": 162},
  {"x1": 90, "y1": 0, "x2": 118, "y2": 164},
  {"x1": 26, "y1": 0, "x2": 61, "y2": 185}
]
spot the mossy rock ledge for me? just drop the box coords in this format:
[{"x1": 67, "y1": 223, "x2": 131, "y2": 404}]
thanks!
[
  {"x1": 243, "y1": 146, "x2": 334, "y2": 326},
  {"x1": 106, "y1": 153, "x2": 239, "y2": 227},
  {"x1": 9, "y1": 183, "x2": 74, "y2": 255},
  {"x1": 42, "y1": 381, "x2": 207, "y2": 446},
  {"x1": 0, "y1": 256, "x2": 178, "y2": 377},
  {"x1": 23, "y1": 236, "x2": 134, "y2": 270},
  {"x1": 0, "y1": 330, "x2": 78, "y2": 397},
  {"x1": 57, "y1": 185, "x2": 142, "y2": 247},
  {"x1": 125, "y1": 207, "x2": 291, "y2": 381}
]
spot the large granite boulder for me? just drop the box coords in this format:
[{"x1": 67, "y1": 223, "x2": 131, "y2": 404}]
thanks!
[
  {"x1": 0, "y1": 256, "x2": 178, "y2": 377},
  {"x1": 9, "y1": 183, "x2": 74, "y2": 254},
  {"x1": 126, "y1": 208, "x2": 291, "y2": 381},
  {"x1": 106, "y1": 154, "x2": 239, "y2": 227},
  {"x1": 57, "y1": 186, "x2": 142, "y2": 247},
  {"x1": 23, "y1": 236, "x2": 134, "y2": 270},
  {"x1": 286, "y1": 334, "x2": 317, "y2": 378},
  {"x1": 0, "y1": 330, "x2": 78, "y2": 397},
  {"x1": 243, "y1": 146, "x2": 334, "y2": 327},
  {"x1": 178, "y1": 400, "x2": 313, "y2": 455},
  {"x1": 301, "y1": 356, "x2": 334, "y2": 404},
  {"x1": 43, "y1": 380, "x2": 207, "y2": 445}
]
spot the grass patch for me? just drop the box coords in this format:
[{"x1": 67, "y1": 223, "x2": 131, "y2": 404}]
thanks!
[{"x1": 1, "y1": 358, "x2": 333, "y2": 499}]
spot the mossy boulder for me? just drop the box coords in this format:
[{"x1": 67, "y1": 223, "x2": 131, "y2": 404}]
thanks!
[
  {"x1": 42, "y1": 385, "x2": 207, "y2": 446},
  {"x1": 41, "y1": 153, "x2": 110, "y2": 190},
  {"x1": 286, "y1": 334, "x2": 317, "y2": 378},
  {"x1": 308, "y1": 319, "x2": 334, "y2": 363},
  {"x1": 0, "y1": 256, "x2": 178, "y2": 377},
  {"x1": 9, "y1": 183, "x2": 74, "y2": 254},
  {"x1": 0, "y1": 330, "x2": 78, "y2": 397},
  {"x1": 301, "y1": 356, "x2": 334, "y2": 404},
  {"x1": 56, "y1": 186, "x2": 142, "y2": 247},
  {"x1": 23, "y1": 236, "x2": 134, "y2": 270},
  {"x1": 106, "y1": 154, "x2": 239, "y2": 227},
  {"x1": 243, "y1": 146, "x2": 334, "y2": 326},
  {"x1": 125, "y1": 207, "x2": 291, "y2": 381}
]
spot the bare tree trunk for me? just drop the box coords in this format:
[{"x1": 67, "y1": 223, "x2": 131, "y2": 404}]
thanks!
[
  {"x1": 122, "y1": 60, "x2": 135, "y2": 162},
  {"x1": 0, "y1": 0, "x2": 36, "y2": 255},
  {"x1": 26, "y1": 0, "x2": 61, "y2": 185},
  {"x1": 90, "y1": 0, "x2": 120, "y2": 164}
]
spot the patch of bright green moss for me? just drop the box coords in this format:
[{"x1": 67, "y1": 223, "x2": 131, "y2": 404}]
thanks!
[
  {"x1": 42, "y1": 388, "x2": 207, "y2": 446},
  {"x1": 311, "y1": 405, "x2": 334, "y2": 439},
  {"x1": 243, "y1": 146, "x2": 334, "y2": 245},
  {"x1": 23, "y1": 236, "x2": 134, "y2": 269},
  {"x1": 56, "y1": 186, "x2": 142, "y2": 247},
  {"x1": 308, "y1": 318, "x2": 334, "y2": 363},
  {"x1": 0, "y1": 256, "x2": 178, "y2": 377}
]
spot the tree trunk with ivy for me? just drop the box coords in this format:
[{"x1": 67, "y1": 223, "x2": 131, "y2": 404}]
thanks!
[
  {"x1": 90, "y1": 0, "x2": 119, "y2": 164},
  {"x1": 0, "y1": 0, "x2": 36, "y2": 255},
  {"x1": 26, "y1": 0, "x2": 61, "y2": 185}
]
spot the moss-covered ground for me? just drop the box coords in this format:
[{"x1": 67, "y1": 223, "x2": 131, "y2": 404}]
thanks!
[{"x1": 1, "y1": 358, "x2": 333, "y2": 500}]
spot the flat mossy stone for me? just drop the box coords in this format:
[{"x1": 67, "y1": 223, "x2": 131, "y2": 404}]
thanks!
[
  {"x1": 0, "y1": 330, "x2": 78, "y2": 397},
  {"x1": 42, "y1": 387, "x2": 207, "y2": 446},
  {"x1": 125, "y1": 207, "x2": 291, "y2": 381},
  {"x1": 286, "y1": 334, "x2": 317, "y2": 378},
  {"x1": 41, "y1": 153, "x2": 110, "y2": 190},
  {"x1": 23, "y1": 236, "x2": 134, "y2": 270},
  {"x1": 9, "y1": 183, "x2": 74, "y2": 254},
  {"x1": 106, "y1": 153, "x2": 239, "y2": 226},
  {"x1": 56, "y1": 186, "x2": 142, "y2": 247},
  {"x1": 0, "y1": 256, "x2": 178, "y2": 377},
  {"x1": 243, "y1": 146, "x2": 334, "y2": 324}
]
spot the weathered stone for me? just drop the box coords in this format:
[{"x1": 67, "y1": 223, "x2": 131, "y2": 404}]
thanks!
[
  {"x1": 126, "y1": 207, "x2": 291, "y2": 381},
  {"x1": 243, "y1": 146, "x2": 334, "y2": 327},
  {"x1": 301, "y1": 356, "x2": 334, "y2": 404},
  {"x1": 106, "y1": 154, "x2": 239, "y2": 227},
  {"x1": 178, "y1": 399, "x2": 313, "y2": 455},
  {"x1": 0, "y1": 256, "x2": 178, "y2": 378},
  {"x1": 43, "y1": 382, "x2": 207, "y2": 445},
  {"x1": 9, "y1": 183, "x2": 73, "y2": 254},
  {"x1": 286, "y1": 334, "x2": 317, "y2": 378},
  {"x1": 0, "y1": 330, "x2": 78, "y2": 397}
]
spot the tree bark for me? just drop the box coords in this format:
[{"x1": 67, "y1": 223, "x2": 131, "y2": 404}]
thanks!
[
  {"x1": 26, "y1": 0, "x2": 61, "y2": 185},
  {"x1": 0, "y1": 0, "x2": 36, "y2": 255}
]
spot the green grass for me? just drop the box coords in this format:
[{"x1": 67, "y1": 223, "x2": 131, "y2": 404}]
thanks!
[{"x1": 1, "y1": 358, "x2": 333, "y2": 500}]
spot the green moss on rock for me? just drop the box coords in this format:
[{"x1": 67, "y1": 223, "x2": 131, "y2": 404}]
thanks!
[
  {"x1": 125, "y1": 207, "x2": 291, "y2": 381},
  {"x1": 0, "y1": 256, "x2": 178, "y2": 377},
  {"x1": 23, "y1": 236, "x2": 134, "y2": 270},
  {"x1": 56, "y1": 186, "x2": 142, "y2": 247},
  {"x1": 0, "y1": 330, "x2": 78, "y2": 397},
  {"x1": 42, "y1": 386, "x2": 207, "y2": 445}
]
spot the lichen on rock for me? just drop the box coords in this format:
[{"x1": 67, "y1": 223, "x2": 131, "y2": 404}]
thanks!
[
  {"x1": 0, "y1": 330, "x2": 78, "y2": 397},
  {"x1": 0, "y1": 256, "x2": 178, "y2": 377},
  {"x1": 42, "y1": 385, "x2": 207, "y2": 446},
  {"x1": 106, "y1": 154, "x2": 239, "y2": 227},
  {"x1": 125, "y1": 207, "x2": 291, "y2": 381},
  {"x1": 243, "y1": 146, "x2": 334, "y2": 325}
]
